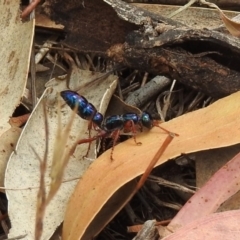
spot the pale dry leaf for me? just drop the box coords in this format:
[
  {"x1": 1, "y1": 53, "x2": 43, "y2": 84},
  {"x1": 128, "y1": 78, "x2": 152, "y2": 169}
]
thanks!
[
  {"x1": 133, "y1": 4, "x2": 239, "y2": 29},
  {"x1": 63, "y1": 91, "x2": 240, "y2": 240},
  {"x1": 0, "y1": 127, "x2": 21, "y2": 190},
  {"x1": 5, "y1": 68, "x2": 117, "y2": 240},
  {"x1": 0, "y1": 1, "x2": 34, "y2": 137}
]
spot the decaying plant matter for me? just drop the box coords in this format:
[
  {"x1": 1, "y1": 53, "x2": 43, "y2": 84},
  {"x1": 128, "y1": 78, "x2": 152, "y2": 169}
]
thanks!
[{"x1": 43, "y1": 0, "x2": 240, "y2": 97}]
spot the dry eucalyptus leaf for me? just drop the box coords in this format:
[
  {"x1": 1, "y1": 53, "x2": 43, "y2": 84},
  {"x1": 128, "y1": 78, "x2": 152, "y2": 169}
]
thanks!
[
  {"x1": 161, "y1": 210, "x2": 240, "y2": 240},
  {"x1": 0, "y1": 1, "x2": 34, "y2": 137},
  {"x1": 167, "y1": 150, "x2": 240, "y2": 234},
  {"x1": 196, "y1": 146, "x2": 240, "y2": 213},
  {"x1": 199, "y1": 0, "x2": 240, "y2": 36},
  {"x1": 5, "y1": 68, "x2": 117, "y2": 240},
  {"x1": 0, "y1": 127, "x2": 21, "y2": 190},
  {"x1": 63, "y1": 91, "x2": 240, "y2": 240},
  {"x1": 9, "y1": 114, "x2": 30, "y2": 128},
  {"x1": 220, "y1": 11, "x2": 240, "y2": 37}
]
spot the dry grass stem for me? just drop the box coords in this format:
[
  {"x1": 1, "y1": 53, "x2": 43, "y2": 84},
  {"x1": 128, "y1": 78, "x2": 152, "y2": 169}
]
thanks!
[
  {"x1": 46, "y1": 97, "x2": 78, "y2": 205},
  {"x1": 34, "y1": 101, "x2": 49, "y2": 240},
  {"x1": 34, "y1": 97, "x2": 80, "y2": 240}
]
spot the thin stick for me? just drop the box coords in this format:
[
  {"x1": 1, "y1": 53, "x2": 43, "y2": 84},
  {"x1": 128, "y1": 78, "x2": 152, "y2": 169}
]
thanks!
[
  {"x1": 136, "y1": 133, "x2": 175, "y2": 191},
  {"x1": 158, "y1": 125, "x2": 179, "y2": 137},
  {"x1": 21, "y1": 0, "x2": 40, "y2": 19}
]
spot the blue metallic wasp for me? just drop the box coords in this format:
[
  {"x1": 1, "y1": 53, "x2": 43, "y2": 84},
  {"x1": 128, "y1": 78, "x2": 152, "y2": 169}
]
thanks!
[
  {"x1": 61, "y1": 90, "x2": 103, "y2": 129},
  {"x1": 61, "y1": 90, "x2": 175, "y2": 160}
]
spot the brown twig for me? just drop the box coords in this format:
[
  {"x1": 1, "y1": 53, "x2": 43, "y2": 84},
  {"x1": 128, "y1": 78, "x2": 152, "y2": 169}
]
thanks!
[
  {"x1": 21, "y1": 0, "x2": 41, "y2": 19},
  {"x1": 136, "y1": 133, "x2": 175, "y2": 191}
]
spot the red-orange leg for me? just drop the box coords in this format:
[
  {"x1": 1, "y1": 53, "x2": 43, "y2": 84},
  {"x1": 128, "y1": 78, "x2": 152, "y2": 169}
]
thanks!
[
  {"x1": 109, "y1": 130, "x2": 121, "y2": 161},
  {"x1": 84, "y1": 120, "x2": 94, "y2": 158},
  {"x1": 124, "y1": 120, "x2": 142, "y2": 146},
  {"x1": 78, "y1": 129, "x2": 107, "y2": 158}
]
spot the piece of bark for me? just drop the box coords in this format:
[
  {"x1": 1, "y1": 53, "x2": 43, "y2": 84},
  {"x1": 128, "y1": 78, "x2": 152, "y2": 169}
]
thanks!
[
  {"x1": 134, "y1": 4, "x2": 239, "y2": 29},
  {"x1": 44, "y1": 0, "x2": 240, "y2": 97},
  {"x1": 108, "y1": 44, "x2": 240, "y2": 97},
  {"x1": 125, "y1": 0, "x2": 240, "y2": 8},
  {"x1": 105, "y1": 1, "x2": 240, "y2": 97},
  {"x1": 104, "y1": 0, "x2": 185, "y2": 27},
  {"x1": 43, "y1": 0, "x2": 138, "y2": 52},
  {"x1": 43, "y1": 0, "x2": 184, "y2": 53},
  {"x1": 104, "y1": 0, "x2": 240, "y2": 52}
]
